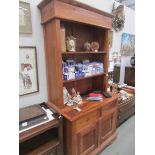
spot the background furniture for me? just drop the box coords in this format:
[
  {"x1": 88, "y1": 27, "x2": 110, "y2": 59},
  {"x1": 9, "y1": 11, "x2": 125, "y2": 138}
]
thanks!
[
  {"x1": 19, "y1": 103, "x2": 64, "y2": 155},
  {"x1": 117, "y1": 88, "x2": 135, "y2": 127},
  {"x1": 117, "y1": 95, "x2": 135, "y2": 126},
  {"x1": 124, "y1": 66, "x2": 135, "y2": 86},
  {"x1": 113, "y1": 65, "x2": 120, "y2": 83},
  {"x1": 38, "y1": 0, "x2": 118, "y2": 154}
]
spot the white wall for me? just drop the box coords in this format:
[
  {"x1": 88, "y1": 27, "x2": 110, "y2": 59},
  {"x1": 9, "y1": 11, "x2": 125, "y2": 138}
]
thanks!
[
  {"x1": 19, "y1": 0, "x2": 47, "y2": 108},
  {"x1": 19, "y1": 0, "x2": 135, "y2": 108}
]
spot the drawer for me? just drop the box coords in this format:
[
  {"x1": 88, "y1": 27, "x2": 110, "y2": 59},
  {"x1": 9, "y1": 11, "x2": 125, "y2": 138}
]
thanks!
[
  {"x1": 102, "y1": 100, "x2": 117, "y2": 113},
  {"x1": 75, "y1": 110, "x2": 99, "y2": 132}
]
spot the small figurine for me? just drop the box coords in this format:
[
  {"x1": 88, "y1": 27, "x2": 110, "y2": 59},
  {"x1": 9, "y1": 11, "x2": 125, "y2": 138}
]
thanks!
[
  {"x1": 66, "y1": 36, "x2": 76, "y2": 52},
  {"x1": 63, "y1": 87, "x2": 71, "y2": 104},
  {"x1": 63, "y1": 87, "x2": 82, "y2": 106},
  {"x1": 83, "y1": 42, "x2": 91, "y2": 52},
  {"x1": 90, "y1": 41, "x2": 99, "y2": 52}
]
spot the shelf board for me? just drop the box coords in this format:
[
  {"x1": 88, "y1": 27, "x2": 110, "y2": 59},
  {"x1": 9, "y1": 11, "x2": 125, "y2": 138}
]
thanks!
[
  {"x1": 63, "y1": 73, "x2": 105, "y2": 84},
  {"x1": 62, "y1": 51, "x2": 106, "y2": 55},
  {"x1": 27, "y1": 138, "x2": 59, "y2": 155},
  {"x1": 19, "y1": 119, "x2": 59, "y2": 143}
]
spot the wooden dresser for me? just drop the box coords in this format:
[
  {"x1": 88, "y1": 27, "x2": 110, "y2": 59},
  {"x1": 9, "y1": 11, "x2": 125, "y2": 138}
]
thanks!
[{"x1": 38, "y1": 0, "x2": 118, "y2": 154}]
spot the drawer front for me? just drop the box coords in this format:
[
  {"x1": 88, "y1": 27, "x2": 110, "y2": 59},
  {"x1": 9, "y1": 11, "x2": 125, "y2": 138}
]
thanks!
[
  {"x1": 75, "y1": 110, "x2": 99, "y2": 132},
  {"x1": 102, "y1": 100, "x2": 117, "y2": 114}
]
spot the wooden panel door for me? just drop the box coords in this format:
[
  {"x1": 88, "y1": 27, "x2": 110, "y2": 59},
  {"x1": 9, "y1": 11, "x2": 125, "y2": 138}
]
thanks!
[
  {"x1": 76, "y1": 123, "x2": 98, "y2": 155},
  {"x1": 99, "y1": 108, "x2": 117, "y2": 144}
]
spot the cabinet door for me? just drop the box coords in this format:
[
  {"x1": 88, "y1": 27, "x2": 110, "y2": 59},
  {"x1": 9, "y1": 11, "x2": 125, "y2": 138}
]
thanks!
[
  {"x1": 99, "y1": 108, "x2": 117, "y2": 143},
  {"x1": 77, "y1": 123, "x2": 98, "y2": 155}
]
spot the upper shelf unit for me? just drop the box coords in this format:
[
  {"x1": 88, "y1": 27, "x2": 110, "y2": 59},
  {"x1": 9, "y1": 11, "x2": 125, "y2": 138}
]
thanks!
[
  {"x1": 38, "y1": 0, "x2": 112, "y2": 108},
  {"x1": 38, "y1": 0, "x2": 113, "y2": 29}
]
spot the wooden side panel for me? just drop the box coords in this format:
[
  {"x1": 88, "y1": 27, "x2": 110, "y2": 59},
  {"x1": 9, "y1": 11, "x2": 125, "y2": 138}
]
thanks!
[
  {"x1": 63, "y1": 118, "x2": 76, "y2": 155},
  {"x1": 54, "y1": 1, "x2": 112, "y2": 29},
  {"x1": 44, "y1": 19, "x2": 64, "y2": 108},
  {"x1": 103, "y1": 30, "x2": 110, "y2": 91}
]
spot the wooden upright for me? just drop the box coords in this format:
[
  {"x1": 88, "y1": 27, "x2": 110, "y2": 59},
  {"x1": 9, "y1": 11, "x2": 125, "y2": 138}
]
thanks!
[{"x1": 38, "y1": 0, "x2": 118, "y2": 154}]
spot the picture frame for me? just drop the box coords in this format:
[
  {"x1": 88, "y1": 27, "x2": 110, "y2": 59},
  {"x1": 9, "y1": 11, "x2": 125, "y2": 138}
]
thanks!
[
  {"x1": 121, "y1": 33, "x2": 135, "y2": 56},
  {"x1": 19, "y1": 1, "x2": 32, "y2": 34},
  {"x1": 19, "y1": 47, "x2": 39, "y2": 96}
]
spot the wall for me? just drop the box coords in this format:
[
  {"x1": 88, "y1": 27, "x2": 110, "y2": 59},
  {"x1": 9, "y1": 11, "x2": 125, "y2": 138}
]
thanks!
[
  {"x1": 19, "y1": 0, "x2": 47, "y2": 108},
  {"x1": 19, "y1": 0, "x2": 135, "y2": 108}
]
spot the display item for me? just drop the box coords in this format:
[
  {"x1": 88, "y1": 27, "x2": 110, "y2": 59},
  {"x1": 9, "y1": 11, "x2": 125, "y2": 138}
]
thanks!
[
  {"x1": 90, "y1": 42, "x2": 99, "y2": 52},
  {"x1": 83, "y1": 42, "x2": 91, "y2": 51},
  {"x1": 103, "y1": 91, "x2": 112, "y2": 98},
  {"x1": 66, "y1": 36, "x2": 76, "y2": 52}
]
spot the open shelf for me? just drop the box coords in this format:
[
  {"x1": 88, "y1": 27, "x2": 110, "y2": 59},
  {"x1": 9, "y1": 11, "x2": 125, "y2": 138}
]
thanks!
[
  {"x1": 62, "y1": 51, "x2": 106, "y2": 55},
  {"x1": 63, "y1": 73, "x2": 105, "y2": 84},
  {"x1": 26, "y1": 138, "x2": 59, "y2": 155}
]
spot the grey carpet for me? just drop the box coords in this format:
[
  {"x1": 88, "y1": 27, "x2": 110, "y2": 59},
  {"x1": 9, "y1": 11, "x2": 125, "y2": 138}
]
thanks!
[{"x1": 99, "y1": 115, "x2": 135, "y2": 155}]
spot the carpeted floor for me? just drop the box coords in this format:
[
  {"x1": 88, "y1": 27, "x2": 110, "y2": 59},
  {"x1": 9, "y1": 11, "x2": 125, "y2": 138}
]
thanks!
[{"x1": 99, "y1": 115, "x2": 135, "y2": 155}]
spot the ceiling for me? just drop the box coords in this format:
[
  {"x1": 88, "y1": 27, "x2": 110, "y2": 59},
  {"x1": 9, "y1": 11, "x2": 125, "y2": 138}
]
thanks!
[{"x1": 115, "y1": 0, "x2": 135, "y2": 10}]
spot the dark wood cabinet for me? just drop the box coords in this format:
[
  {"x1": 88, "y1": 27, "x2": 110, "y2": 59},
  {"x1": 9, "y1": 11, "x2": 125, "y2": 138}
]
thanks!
[
  {"x1": 124, "y1": 66, "x2": 135, "y2": 86},
  {"x1": 38, "y1": 0, "x2": 118, "y2": 154},
  {"x1": 113, "y1": 65, "x2": 120, "y2": 83},
  {"x1": 19, "y1": 106, "x2": 64, "y2": 155}
]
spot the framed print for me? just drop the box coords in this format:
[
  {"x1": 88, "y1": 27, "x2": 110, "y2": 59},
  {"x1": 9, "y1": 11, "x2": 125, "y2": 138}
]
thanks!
[
  {"x1": 121, "y1": 33, "x2": 135, "y2": 56},
  {"x1": 19, "y1": 47, "x2": 39, "y2": 96},
  {"x1": 19, "y1": 1, "x2": 32, "y2": 34}
]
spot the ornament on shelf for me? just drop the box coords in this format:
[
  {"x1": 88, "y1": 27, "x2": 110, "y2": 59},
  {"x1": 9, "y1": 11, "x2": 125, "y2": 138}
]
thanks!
[
  {"x1": 90, "y1": 41, "x2": 99, "y2": 52},
  {"x1": 83, "y1": 42, "x2": 91, "y2": 52},
  {"x1": 63, "y1": 87, "x2": 82, "y2": 106},
  {"x1": 112, "y1": 2, "x2": 125, "y2": 32},
  {"x1": 66, "y1": 36, "x2": 76, "y2": 52}
]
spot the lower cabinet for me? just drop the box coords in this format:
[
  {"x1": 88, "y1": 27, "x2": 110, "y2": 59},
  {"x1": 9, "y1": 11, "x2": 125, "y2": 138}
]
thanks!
[
  {"x1": 63, "y1": 99, "x2": 118, "y2": 155},
  {"x1": 76, "y1": 123, "x2": 98, "y2": 155}
]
